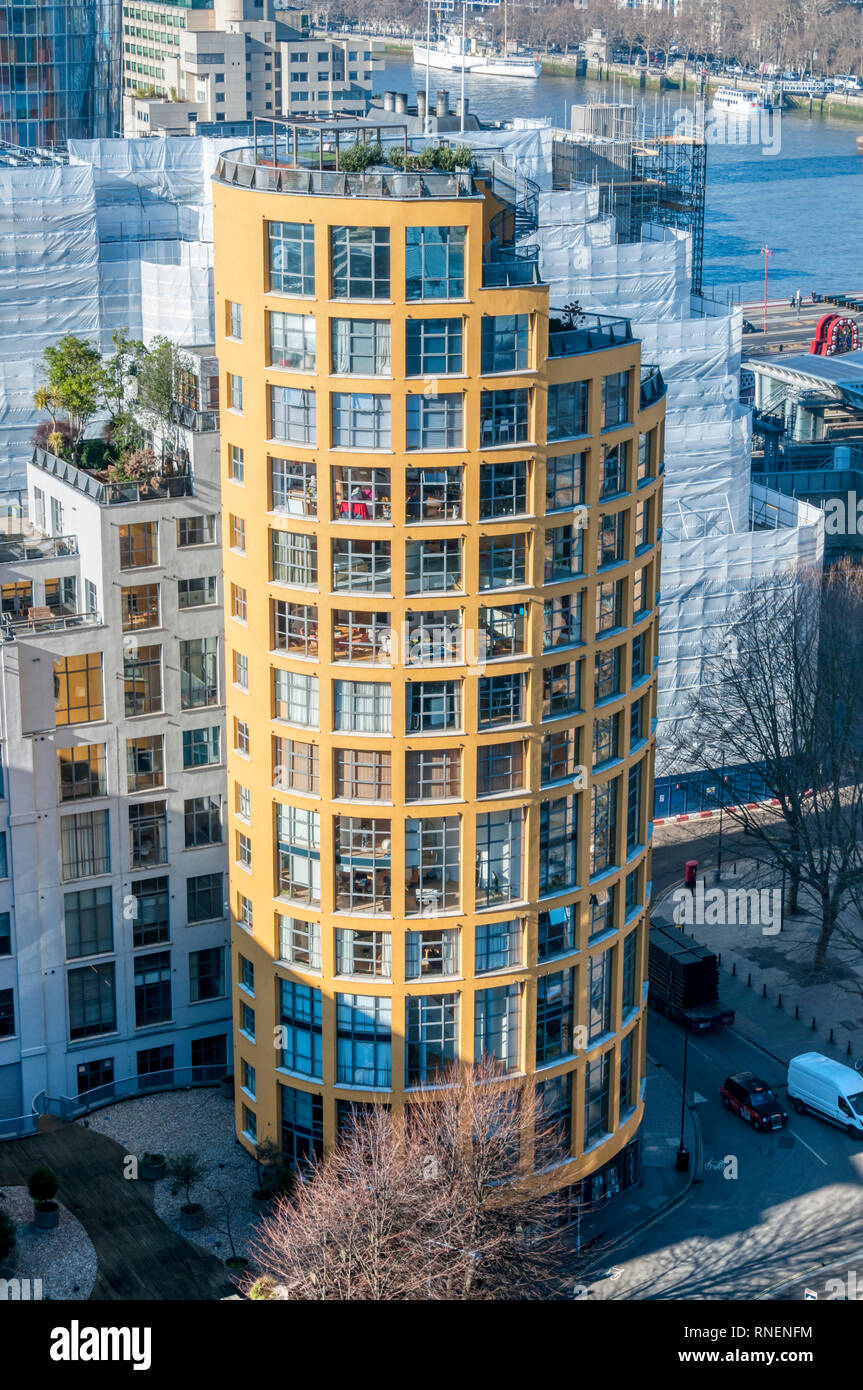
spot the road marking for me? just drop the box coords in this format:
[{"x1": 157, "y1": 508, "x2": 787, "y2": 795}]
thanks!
[
  {"x1": 788, "y1": 1126, "x2": 828, "y2": 1166},
  {"x1": 692, "y1": 1091, "x2": 709, "y2": 1105},
  {"x1": 686, "y1": 1040, "x2": 715, "y2": 1065}
]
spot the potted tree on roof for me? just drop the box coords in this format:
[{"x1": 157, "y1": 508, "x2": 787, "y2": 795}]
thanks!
[{"x1": 167, "y1": 1151, "x2": 208, "y2": 1231}]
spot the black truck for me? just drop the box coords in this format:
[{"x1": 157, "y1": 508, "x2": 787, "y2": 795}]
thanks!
[{"x1": 648, "y1": 922, "x2": 735, "y2": 1032}]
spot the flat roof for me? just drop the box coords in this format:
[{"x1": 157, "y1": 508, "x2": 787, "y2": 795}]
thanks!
[{"x1": 747, "y1": 349, "x2": 863, "y2": 386}]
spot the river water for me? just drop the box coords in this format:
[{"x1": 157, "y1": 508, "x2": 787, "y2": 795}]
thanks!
[{"x1": 375, "y1": 53, "x2": 863, "y2": 299}]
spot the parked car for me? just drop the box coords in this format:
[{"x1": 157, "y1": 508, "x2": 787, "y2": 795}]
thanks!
[
  {"x1": 721, "y1": 1072, "x2": 788, "y2": 1131},
  {"x1": 787, "y1": 1053, "x2": 863, "y2": 1137}
]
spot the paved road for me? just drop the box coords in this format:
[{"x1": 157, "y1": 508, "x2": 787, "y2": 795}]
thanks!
[{"x1": 581, "y1": 1010, "x2": 863, "y2": 1300}]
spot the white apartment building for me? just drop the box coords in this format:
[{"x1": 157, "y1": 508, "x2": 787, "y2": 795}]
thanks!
[
  {"x1": 0, "y1": 352, "x2": 232, "y2": 1134},
  {"x1": 123, "y1": 0, "x2": 381, "y2": 136}
]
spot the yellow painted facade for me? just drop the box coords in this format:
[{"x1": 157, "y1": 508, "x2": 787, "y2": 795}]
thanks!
[{"x1": 213, "y1": 148, "x2": 664, "y2": 1195}]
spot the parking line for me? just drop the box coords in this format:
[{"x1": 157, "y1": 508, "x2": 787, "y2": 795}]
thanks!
[{"x1": 788, "y1": 1126, "x2": 829, "y2": 1166}]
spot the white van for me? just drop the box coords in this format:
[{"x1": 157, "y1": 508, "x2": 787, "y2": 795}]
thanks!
[{"x1": 787, "y1": 1052, "x2": 863, "y2": 1137}]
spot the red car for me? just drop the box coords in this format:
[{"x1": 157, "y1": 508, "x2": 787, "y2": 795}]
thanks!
[{"x1": 720, "y1": 1072, "x2": 788, "y2": 1131}]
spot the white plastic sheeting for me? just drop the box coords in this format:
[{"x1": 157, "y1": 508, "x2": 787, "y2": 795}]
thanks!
[
  {"x1": 483, "y1": 127, "x2": 826, "y2": 775},
  {"x1": 0, "y1": 136, "x2": 235, "y2": 486}
]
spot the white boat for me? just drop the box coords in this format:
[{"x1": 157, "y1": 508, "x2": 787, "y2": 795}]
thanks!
[
  {"x1": 711, "y1": 85, "x2": 769, "y2": 113},
  {"x1": 413, "y1": 37, "x2": 541, "y2": 79}
]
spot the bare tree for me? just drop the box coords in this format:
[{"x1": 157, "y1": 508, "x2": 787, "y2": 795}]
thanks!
[
  {"x1": 244, "y1": 1061, "x2": 572, "y2": 1301},
  {"x1": 673, "y1": 562, "x2": 863, "y2": 971}
]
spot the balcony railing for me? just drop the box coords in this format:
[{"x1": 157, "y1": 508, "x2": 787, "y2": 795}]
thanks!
[
  {"x1": 171, "y1": 401, "x2": 220, "y2": 434},
  {"x1": 215, "y1": 148, "x2": 477, "y2": 201},
  {"x1": 33, "y1": 448, "x2": 192, "y2": 505},
  {"x1": 548, "y1": 312, "x2": 634, "y2": 358},
  {"x1": 0, "y1": 608, "x2": 101, "y2": 641},
  {"x1": 0, "y1": 534, "x2": 77, "y2": 562},
  {"x1": 639, "y1": 365, "x2": 666, "y2": 409}
]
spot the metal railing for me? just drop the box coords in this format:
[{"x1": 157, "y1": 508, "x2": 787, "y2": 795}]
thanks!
[
  {"x1": 32, "y1": 1066, "x2": 226, "y2": 1128},
  {"x1": 215, "y1": 149, "x2": 477, "y2": 201},
  {"x1": 171, "y1": 402, "x2": 220, "y2": 434},
  {"x1": 0, "y1": 608, "x2": 101, "y2": 641},
  {"x1": 639, "y1": 365, "x2": 666, "y2": 409},
  {"x1": 548, "y1": 312, "x2": 634, "y2": 358},
  {"x1": 0, "y1": 1111, "x2": 39, "y2": 1141},
  {"x1": 33, "y1": 448, "x2": 192, "y2": 505},
  {"x1": 0, "y1": 534, "x2": 78, "y2": 562}
]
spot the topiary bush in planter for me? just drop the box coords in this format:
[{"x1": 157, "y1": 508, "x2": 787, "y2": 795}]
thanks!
[
  {"x1": 29, "y1": 1168, "x2": 60, "y2": 1230},
  {"x1": 139, "y1": 1152, "x2": 167, "y2": 1182}
]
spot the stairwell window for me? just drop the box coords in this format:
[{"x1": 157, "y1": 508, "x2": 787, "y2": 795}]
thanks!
[
  {"x1": 405, "y1": 225, "x2": 465, "y2": 300},
  {"x1": 331, "y1": 226, "x2": 390, "y2": 300}
]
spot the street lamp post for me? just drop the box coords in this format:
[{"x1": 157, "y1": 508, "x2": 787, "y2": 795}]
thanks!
[{"x1": 761, "y1": 244, "x2": 773, "y2": 333}]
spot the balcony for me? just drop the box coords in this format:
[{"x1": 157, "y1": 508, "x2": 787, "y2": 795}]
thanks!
[
  {"x1": 548, "y1": 312, "x2": 634, "y2": 358},
  {"x1": 0, "y1": 608, "x2": 101, "y2": 642},
  {"x1": 639, "y1": 365, "x2": 666, "y2": 409},
  {"x1": 0, "y1": 533, "x2": 77, "y2": 562},
  {"x1": 33, "y1": 448, "x2": 192, "y2": 505},
  {"x1": 481, "y1": 255, "x2": 542, "y2": 289}
]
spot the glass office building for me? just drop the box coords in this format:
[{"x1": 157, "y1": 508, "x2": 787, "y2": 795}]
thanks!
[{"x1": 0, "y1": 2, "x2": 121, "y2": 149}]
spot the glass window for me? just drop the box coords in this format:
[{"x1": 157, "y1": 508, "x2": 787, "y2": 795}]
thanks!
[
  {"x1": 336, "y1": 928, "x2": 392, "y2": 977},
  {"x1": 272, "y1": 530, "x2": 318, "y2": 587},
  {"x1": 596, "y1": 580, "x2": 624, "y2": 635},
  {"x1": 121, "y1": 583, "x2": 160, "y2": 631},
  {"x1": 336, "y1": 994, "x2": 392, "y2": 1087},
  {"x1": 541, "y1": 727, "x2": 581, "y2": 786},
  {"x1": 589, "y1": 884, "x2": 615, "y2": 940},
  {"x1": 481, "y1": 314, "x2": 530, "y2": 373},
  {"x1": 476, "y1": 740, "x2": 525, "y2": 796},
  {"x1": 405, "y1": 994, "x2": 458, "y2": 1085},
  {"x1": 124, "y1": 644, "x2": 162, "y2": 716},
  {"x1": 598, "y1": 511, "x2": 627, "y2": 569},
  {"x1": 593, "y1": 712, "x2": 620, "y2": 766},
  {"x1": 620, "y1": 1031, "x2": 634, "y2": 1111},
  {"x1": 544, "y1": 592, "x2": 582, "y2": 650},
  {"x1": 405, "y1": 608, "x2": 462, "y2": 666},
  {"x1": 480, "y1": 388, "x2": 529, "y2": 447},
  {"x1": 475, "y1": 919, "x2": 522, "y2": 973},
  {"x1": 281, "y1": 1084, "x2": 323, "y2": 1166},
  {"x1": 405, "y1": 317, "x2": 463, "y2": 376},
  {"x1": 333, "y1": 679, "x2": 390, "y2": 733},
  {"x1": 479, "y1": 459, "x2": 528, "y2": 519},
  {"x1": 276, "y1": 805, "x2": 321, "y2": 905},
  {"x1": 405, "y1": 466, "x2": 462, "y2": 521},
  {"x1": 129, "y1": 799, "x2": 167, "y2": 869},
  {"x1": 271, "y1": 386, "x2": 316, "y2": 444},
  {"x1": 474, "y1": 983, "x2": 520, "y2": 1073},
  {"x1": 635, "y1": 497, "x2": 651, "y2": 550},
  {"x1": 547, "y1": 381, "x2": 588, "y2": 440},
  {"x1": 478, "y1": 534, "x2": 526, "y2": 591},
  {"x1": 0, "y1": 913, "x2": 10, "y2": 957},
  {"x1": 119, "y1": 521, "x2": 157, "y2": 569},
  {"x1": 588, "y1": 949, "x2": 613, "y2": 1042},
  {"x1": 600, "y1": 441, "x2": 628, "y2": 498},
  {"x1": 601, "y1": 370, "x2": 630, "y2": 429},
  {"x1": 479, "y1": 603, "x2": 526, "y2": 659},
  {"x1": 190, "y1": 946, "x2": 226, "y2": 1002},
  {"x1": 331, "y1": 318, "x2": 391, "y2": 375},
  {"x1": 630, "y1": 696, "x2": 645, "y2": 749},
  {"x1": 228, "y1": 373, "x2": 243, "y2": 412},
  {"x1": 268, "y1": 221, "x2": 315, "y2": 296},
  {"x1": 126, "y1": 735, "x2": 163, "y2": 792},
  {"x1": 538, "y1": 905, "x2": 576, "y2": 960},
  {"x1": 594, "y1": 646, "x2": 623, "y2": 704},
  {"x1": 331, "y1": 392, "x2": 391, "y2": 450},
  {"x1": 132, "y1": 876, "x2": 170, "y2": 947},
  {"x1": 180, "y1": 637, "x2": 219, "y2": 709},
  {"x1": 627, "y1": 759, "x2": 644, "y2": 852},
  {"x1": 269, "y1": 312, "x2": 316, "y2": 370},
  {"x1": 227, "y1": 301, "x2": 242, "y2": 339},
  {"x1": 64, "y1": 886, "x2": 113, "y2": 959},
  {"x1": 331, "y1": 225, "x2": 390, "y2": 299},
  {"x1": 536, "y1": 1071, "x2": 572, "y2": 1164},
  {"x1": 279, "y1": 979, "x2": 322, "y2": 1077},
  {"x1": 405, "y1": 680, "x2": 460, "y2": 733},
  {"x1": 478, "y1": 673, "x2": 523, "y2": 728},
  {"x1": 273, "y1": 737, "x2": 319, "y2": 795},
  {"x1": 545, "y1": 523, "x2": 584, "y2": 582},
  {"x1": 405, "y1": 225, "x2": 465, "y2": 300},
  {"x1": 405, "y1": 928, "x2": 459, "y2": 979},
  {"x1": 68, "y1": 962, "x2": 116, "y2": 1039},
  {"x1": 232, "y1": 584, "x2": 247, "y2": 621},
  {"x1": 229, "y1": 444, "x2": 244, "y2": 483},
  {"x1": 134, "y1": 950, "x2": 172, "y2": 1027},
  {"x1": 591, "y1": 778, "x2": 619, "y2": 875},
  {"x1": 187, "y1": 873, "x2": 223, "y2": 924},
  {"x1": 178, "y1": 576, "x2": 217, "y2": 609},
  {"x1": 405, "y1": 816, "x2": 459, "y2": 913},
  {"x1": 404, "y1": 537, "x2": 461, "y2": 594},
  {"x1": 273, "y1": 601, "x2": 319, "y2": 657},
  {"x1": 332, "y1": 466, "x2": 390, "y2": 522},
  {"x1": 334, "y1": 817, "x2": 392, "y2": 914},
  {"x1": 542, "y1": 659, "x2": 582, "y2": 719},
  {"x1": 177, "y1": 515, "x2": 216, "y2": 547},
  {"x1": 182, "y1": 726, "x2": 221, "y2": 768},
  {"x1": 405, "y1": 748, "x2": 460, "y2": 801},
  {"x1": 61, "y1": 810, "x2": 110, "y2": 880},
  {"x1": 622, "y1": 927, "x2": 638, "y2": 1010},
  {"x1": 334, "y1": 747, "x2": 391, "y2": 800},
  {"x1": 632, "y1": 631, "x2": 648, "y2": 681},
  {"x1": 475, "y1": 808, "x2": 522, "y2": 907},
  {"x1": 54, "y1": 653, "x2": 103, "y2": 726},
  {"x1": 332, "y1": 538, "x2": 390, "y2": 593},
  {"x1": 58, "y1": 744, "x2": 107, "y2": 802},
  {"x1": 637, "y1": 429, "x2": 655, "y2": 484},
  {"x1": 585, "y1": 1053, "x2": 610, "y2": 1144},
  {"x1": 536, "y1": 967, "x2": 574, "y2": 1064},
  {"x1": 184, "y1": 796, "x2": 222, "y2": 848},
  {"x1": 546, "y1": 453, "x2": 586, "y2": 511},
  {"x1": 405, "y1": 393, "x2": 463, "y2": 450},
  {"x1": 278, "y1": 916, "x2": 322, "y2": 970},
  {"x1": 271, "y1": 457, "x2": 317, "y2": 517},
  {"x1": 538, "y1": 795, "x2": 579, "y2": 894}
]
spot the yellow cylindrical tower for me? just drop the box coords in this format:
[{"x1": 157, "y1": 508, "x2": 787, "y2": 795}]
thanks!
[{"x1": 213, "y1": 124, "x2": 664, "y2": 1204}]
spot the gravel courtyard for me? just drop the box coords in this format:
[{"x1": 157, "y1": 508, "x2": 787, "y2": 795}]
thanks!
[{"x1": 0, "y1": 1184, "x2": 97, "y2": 1300}]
